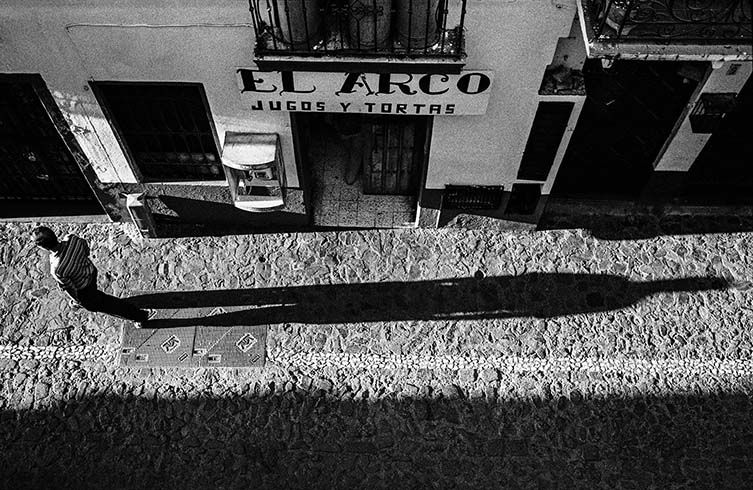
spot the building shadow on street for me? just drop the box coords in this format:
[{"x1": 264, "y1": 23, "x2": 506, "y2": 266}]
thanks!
[
  {"x1": 151, "y1": 195, "x2": 312, "y2": 238},
  {"x1": 127, "y1": 273, "x2": 732, "y2": 327},
  {"x1": 1, "y1": 391, "x2": 751, "y2": 489},
  {"x1": 537, "y1": 205, "x2": 753, "y2": 240}
]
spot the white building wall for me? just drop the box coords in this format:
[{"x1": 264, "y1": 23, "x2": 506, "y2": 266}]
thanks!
[
  {"x1": 1, "y1": 0, "x2": 577, "y2": 193},
  {"x1": 426, "y1": 0, "x2": 579, "y2": 189}
]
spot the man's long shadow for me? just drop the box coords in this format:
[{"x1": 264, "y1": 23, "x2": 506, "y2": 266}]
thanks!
[{"x1": 128, "y1": 273, "x2": 731, "y2": 327}]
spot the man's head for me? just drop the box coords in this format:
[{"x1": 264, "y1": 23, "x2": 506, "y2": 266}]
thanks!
[{"x1": 33, "y1": 226, "x2": 58, "y2": 251}]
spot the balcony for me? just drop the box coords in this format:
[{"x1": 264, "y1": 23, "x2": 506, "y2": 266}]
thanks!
[
  {"x1": 578, "y1": 0, "x2": 752, "y2": 60},
  {"x1": 248, "y1": 0, "x2": 467, "y2": 73}
]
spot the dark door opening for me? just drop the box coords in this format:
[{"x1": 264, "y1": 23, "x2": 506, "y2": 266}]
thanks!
[
  {"x1": 293, "y1": 112, "x2": 429, "y2": 228},
  {"x1": 0, "y1": 75, "x2": 102, "y2": 216},
  {"x1": 551, "y1": 60, "x2": 706, "y2": 199},
  {"x1": 683, "y1": 74, "x2": 753, "y2": 204}
]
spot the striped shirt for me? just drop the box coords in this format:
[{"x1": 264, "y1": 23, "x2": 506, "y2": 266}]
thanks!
[{"x1": 50, "y1": 234, "x2": 95, "y2": 290}]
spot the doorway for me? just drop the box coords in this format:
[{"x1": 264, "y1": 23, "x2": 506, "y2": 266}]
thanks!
[
  {"x1": 683, "y1": 74, "x2": 753, "y2": 204},
  {"x1": 551, "y1": 59, "x2": 706, "y2": 199},
  {"x1": 294, "y1": 113, "x2": 430, "y2": 228}
]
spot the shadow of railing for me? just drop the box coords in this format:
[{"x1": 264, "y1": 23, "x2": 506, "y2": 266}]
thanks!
[
  {"x1": 1, "y1": 391, "x2": 751, "y2": 489},
  {"x1": 127, "y1": 273, "x2": 731, "y2": 327}
]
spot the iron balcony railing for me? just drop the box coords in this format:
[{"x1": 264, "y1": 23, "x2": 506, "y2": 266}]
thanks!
[
  {"x1": 585, "y1": 0, "x2": 752, "y2": 44},
  {"x1": 248, "y1": 0, "x2": 467, "y2": 58}
]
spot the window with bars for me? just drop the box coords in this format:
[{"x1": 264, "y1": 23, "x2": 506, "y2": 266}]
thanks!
[
  {"x1": 1, "y1": 75, "x2": 96, "y2": 201},
  {"x1": 93, "y1": 83, "x2": 222, "y2": 182}
]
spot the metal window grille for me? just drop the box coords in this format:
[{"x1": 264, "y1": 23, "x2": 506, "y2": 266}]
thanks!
[
  {"x1": 94, "y1": 83, "x2": 222, "y2": 182},
  {"x1": 249, "y1": 0, "x2": 467, "y2": 58},
  {"x1": 443, "y1": 185, "x2": 503, "y2": 210},
  {"x1": 0, "y1": 76, "x2": 96, "y2": 200}
]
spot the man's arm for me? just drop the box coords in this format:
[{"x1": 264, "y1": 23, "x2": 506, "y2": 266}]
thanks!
[{"x1": 73, "y1": 235, "x2": 90, "y2": 257}]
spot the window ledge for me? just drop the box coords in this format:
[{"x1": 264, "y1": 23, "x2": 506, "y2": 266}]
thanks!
[{"x1": 254, "y1": 54, "x2": 467, "y2": 74}]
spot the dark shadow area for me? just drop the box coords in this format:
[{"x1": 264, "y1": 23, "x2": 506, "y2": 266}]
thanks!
[
  {"x1": 1, "y1": 76, "x2": 104, "y2": 209},
  {"x1": 551, "y1": 60, "x2": 703, "y2": 200},
  {"x1": 152, "y1": 195, "x2": 311, "y2": 238},
  {"x1": 126, "y1": 274, "x2": 731, "y2": 327},
  {"x1": 0, "y1": 199, "x2": 104, "y2": 219},
  {"x1": 541, "y1": 63, "x2": 752, "y2": 237},
  {"x1": 1, "y1": 391, "x2": 751, "y2": 489},
  {"x1": 538, "y1": 208, "x2": 753, "y2": 240},
  {"x1": 682, "y1": 74, "x2": 753, "y2": 204}
]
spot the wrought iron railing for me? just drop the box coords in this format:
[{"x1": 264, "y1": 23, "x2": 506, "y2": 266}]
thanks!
[
  {"x1": 248, "y1": 0, "x2": 466, "y2": 58},
  {"x1": 586, "y1": 0, "x2": 752, "y2": 44}
]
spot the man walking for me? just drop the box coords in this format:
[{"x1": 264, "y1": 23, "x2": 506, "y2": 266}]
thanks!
[{"x1": 33, "y1": 226, "x2": 152, "y2": 328}]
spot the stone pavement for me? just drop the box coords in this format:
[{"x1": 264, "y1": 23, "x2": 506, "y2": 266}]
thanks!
[{"x1": 1, "y1": 221, "x2": 752, "y2": 489}]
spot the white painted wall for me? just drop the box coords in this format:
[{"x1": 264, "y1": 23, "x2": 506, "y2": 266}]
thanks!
[
  {"x1": 655, "y1": 61, "x2": 753, "y2": 172},
  {"x1": 1, "y1": 0, "x2": 577, "y2": 192},
  {"x1": 427, "y1": 0, "x2": 578, "y2": 188},
  {"x1": 0, "y1": 2, "x2": 295, "y2": 185}
]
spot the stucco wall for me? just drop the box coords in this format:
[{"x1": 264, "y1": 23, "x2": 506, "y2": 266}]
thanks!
[
  {"x1": 427, "y1": 0, "x2": 579, "y2": 189},
  {"x1": 0, "y1": 0, "x2": 577, "y2": 196}
]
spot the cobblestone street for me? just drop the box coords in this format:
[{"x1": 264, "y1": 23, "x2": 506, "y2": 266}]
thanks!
[{"x1": 1, "y1": 220, "x2": 752, "y2": 489}]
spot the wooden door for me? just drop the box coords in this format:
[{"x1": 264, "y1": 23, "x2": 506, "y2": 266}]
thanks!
[{"x1": 364, "y1": 116, "x2": 426, "y2": 195}]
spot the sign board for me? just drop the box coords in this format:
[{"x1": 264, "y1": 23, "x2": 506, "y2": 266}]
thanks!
[{"x1": 237, "y1": 69, "x2": 494, "y2": 116}]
